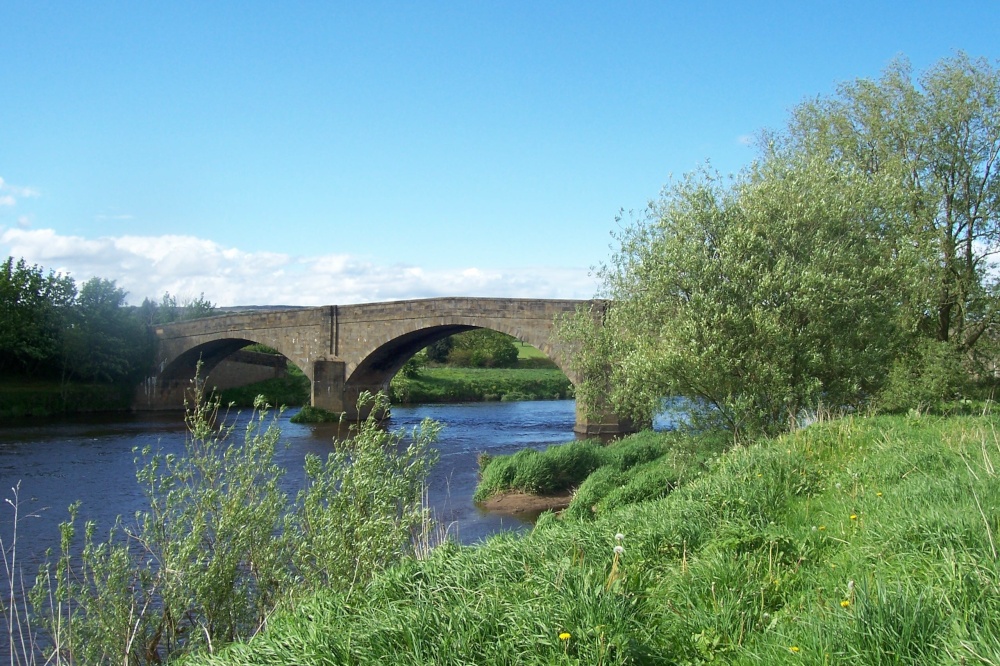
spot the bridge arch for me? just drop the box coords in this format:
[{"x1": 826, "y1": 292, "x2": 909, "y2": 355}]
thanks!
[
  {"x1": 140, "y1": 299, "x2": 634, "y2": 435},
  {"x1": 158, "y1": 337, "x2": 308, "y2": 383},
  {"x1": 343, "y1": 321, "x2": 576, "y2": 406}
]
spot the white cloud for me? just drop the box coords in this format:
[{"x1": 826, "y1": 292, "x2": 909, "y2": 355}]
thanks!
[
  {"x1": 0, "y1": 228, "x2": 599, "y2": 306},
  {"x1": 0, "y1": 177, "x2": 40, "y2": 206}
]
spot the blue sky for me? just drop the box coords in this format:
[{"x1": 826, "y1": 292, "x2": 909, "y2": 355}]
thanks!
[{"x1": 2, "y1": 1, "x2": 998, "y2": 305}]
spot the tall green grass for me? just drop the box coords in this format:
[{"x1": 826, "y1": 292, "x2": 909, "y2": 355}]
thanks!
[{"x1": 186, "y1": 413, "x2": 1000, "y2": 665}]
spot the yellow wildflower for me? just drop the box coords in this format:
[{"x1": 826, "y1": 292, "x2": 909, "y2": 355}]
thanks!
[{"x1": 559, "y1": 632, "x2": 571, "y2": 641}]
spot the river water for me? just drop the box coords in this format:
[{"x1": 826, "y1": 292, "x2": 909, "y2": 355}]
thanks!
[{"x1": 0, "y1": 399, "x2": 581, "y2": 571}]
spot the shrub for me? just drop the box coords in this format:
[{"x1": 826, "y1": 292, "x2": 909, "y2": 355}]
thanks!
[
  {"x1": 29, "y1": 384, "x2": 439, "y2": 664},
  {"x1": 879, "y1": 338, "x2": 970, "y2": 413}
]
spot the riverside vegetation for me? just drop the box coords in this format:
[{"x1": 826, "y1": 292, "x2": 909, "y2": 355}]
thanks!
[
  {"x1": 0, "y1": 267, "x2": 216, "y2": 417},
  {"x1": 1, "y1": 381, "x2": 439, "y2": 664},
  {"x1": 3, "y1": 52, "x2": 1000, "y2": 663},
  {"x1": 179, "y1": 52, "x2": 1000, "y2": 664},
  {"x1": 182, "y1": 408, "x2": 1000, "y2": 665}
]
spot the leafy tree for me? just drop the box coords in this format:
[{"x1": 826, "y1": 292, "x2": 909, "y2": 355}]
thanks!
[
  {"x1": 563, "y1": 156, "x2": 904, "y2": 439},
  {"x1": 563, "y1": 53, "x2": 1000, "y2": 435},
  {"x1": 448, "y1": 329, "x2": 519, "y2": 368},
  {"x1": 424, "y1": 336, "x2": 453, "y2": 363},
  {"x1": 62, "y1": 278, "x2": 152, "y2": 384},
  {"x1": 777, "y1": 52, "x2": 1000, "y2": 356},
  {"x1": 138, "y1": 291, "x2": 217, "y2": 325},
  {"x1": 0, "y1": 257, "x2": 76, "y2": 376}
]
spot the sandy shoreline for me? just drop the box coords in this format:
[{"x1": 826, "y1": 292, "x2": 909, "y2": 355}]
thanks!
[{"x1": 477, "y1": 490, "x2": 574, "y2": 515}]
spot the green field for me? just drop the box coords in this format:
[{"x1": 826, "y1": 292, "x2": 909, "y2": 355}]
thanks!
[{"x1": 389, "y1": 366, "x2": 572, "y2": 404}]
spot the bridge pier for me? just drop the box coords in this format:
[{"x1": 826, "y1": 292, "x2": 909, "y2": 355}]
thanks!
[
  {"x1": 311, "y1": 360, "x2": 347, "y2": 414},
  {"x1": 573, "y1": 401, "x2": 645, "y2": 437},
  {"x1": 314, "y1": 360, "x2": 639, "y2": 436},
  {"x1": 311, "y1": 360, "x2": 385, "y2": 421}
]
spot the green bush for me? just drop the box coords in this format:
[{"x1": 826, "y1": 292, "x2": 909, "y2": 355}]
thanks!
[
  {"x1": 29, "y1": 386, "x2": 439, "y2": 664},
  {"x1": 447, "y1": 330, "x2": 520, "y2": 368},
  {"x1": 878, "y1": 338, "x2": 970, "y2": 413},
  {"x1": 474, "y1": 440, "x2": 608, "y2": 500}
]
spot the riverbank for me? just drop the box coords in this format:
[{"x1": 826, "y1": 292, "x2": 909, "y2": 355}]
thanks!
[
  {"x1": 390, "y1": 366, "x2": 573, "y2": 404},
  {"x1": 188, "y1": 411, "x2": 1000, "y2": 665},
  {"x1": 0, "y1": 377, "x2": 134, "y2": 418}
]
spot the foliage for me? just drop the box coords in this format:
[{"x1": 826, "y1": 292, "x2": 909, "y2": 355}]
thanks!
[
  {"x1": 185, "y1": 412, "x2": 1000, "y2": 666},
  {"x1": 288, "y1": 405, "x2": 342, "y2": 423},
  {"x1": 0, "y1": 378, "x2": 134, "y2": 417},
  {"x1": 778, "y1": 52, "x2": 1000, "y2": 356},
  {"x1": 444, "y1": 329, "x2": 520, "y2": 368},
  {"x1": 283, "y1": 392, "x2": 440, "y2": 592},
  {"x1": 424, "y1": 336, "x2": 453, "y2": 363},
  {"x1": 563, "y1": 54, "x2": 1000, "y2": 438},
  {"x1": 29, "y1": 381, "x2": 439, "y2": 664},
  {"x1": 878, "y1": 338, "x2": 971, "y2": 413},
  {"x1": 62, "y1": 277, "x2": 152, "y2": 384},
  {"x1": 563, "y1": 155, "x2": 904, "y2": 439},
  {"x1": 0, "y1": 257, "x2": 76, "y2": 375},
  {"x1": 138, "y1": 291, "x2": 217, "y2": 325},
  {"x1": 216, "y1": 372, "x2": 310, "y2": 409}
]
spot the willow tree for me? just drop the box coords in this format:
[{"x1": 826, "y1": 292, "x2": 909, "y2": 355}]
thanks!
[
  {"x1": 779, "y1": 52, "x2": 1000, "y2": 355},
  {"x1": 563, "y1": 53, "x2": 1000, "y2": 436},
  {"x1": 563, "y1": 155, "x2": 905, "y2": 439}
]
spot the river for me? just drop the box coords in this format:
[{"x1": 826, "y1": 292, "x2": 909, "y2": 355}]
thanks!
[{"x1": 0, "y1": 399, "x2": 583, "y2": 572}]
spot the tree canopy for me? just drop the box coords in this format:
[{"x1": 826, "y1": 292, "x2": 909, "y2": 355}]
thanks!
[
  {"x1": 562, "y1": 53, "x2": 1000, "y2": 438},
  {"x1": 0, "y1": 257, "x2": 217, "y2": 386}
]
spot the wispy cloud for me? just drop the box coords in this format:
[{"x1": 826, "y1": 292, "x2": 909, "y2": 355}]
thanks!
[
  {"x1": 0, "y1": 177, "x2": 40, "y2": 206},
  {"x1": 0, "y1": 228, "x2": 598, "y2": 306}
]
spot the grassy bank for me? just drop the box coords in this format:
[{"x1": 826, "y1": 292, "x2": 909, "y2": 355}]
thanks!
[
  {"x1": 215, "y1": 371, "x2": 310, "y2": 409},
  {"x1": 187, "y1": 411, "x2": 1000, "y2": 665},
  {"x1": 0, "y1": 378, "x2": 134, "y2": 418},
  {"x1": 390, "y1": 366, "x2": 573, "y2": 404}
]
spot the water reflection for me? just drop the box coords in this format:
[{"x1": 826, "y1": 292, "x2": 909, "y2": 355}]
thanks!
[{"x1": 0, "y1": 400, "x2": 580, "y2": 568}]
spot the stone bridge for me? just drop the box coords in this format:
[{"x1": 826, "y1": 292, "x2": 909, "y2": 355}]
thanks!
[{"x1": 135, "y1": 297, "x2": 635, "y2": 435}]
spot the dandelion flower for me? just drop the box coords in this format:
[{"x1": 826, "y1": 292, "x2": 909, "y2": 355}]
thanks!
[
  {"x1": 615, "y1": 533, "x2": 624, "y2": 541},
  {"x1": 559, "y1": 632, "x2": 571, "y2": 641},
  {"x1": 818, "y1": 525, "x2": 826, "y2": 531},
  {"x1": 614, "y1": 545, "x2": 625, "y2": 555},
  {"x1": 840, "y1": 599, "x2": 851, "y2": 608},
  {"x1": 789, "y1": 646, "x2": 800, "y2": 653},
  {"x1": 850, "y1": 514, "x2": 858, "y2": 521}
]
